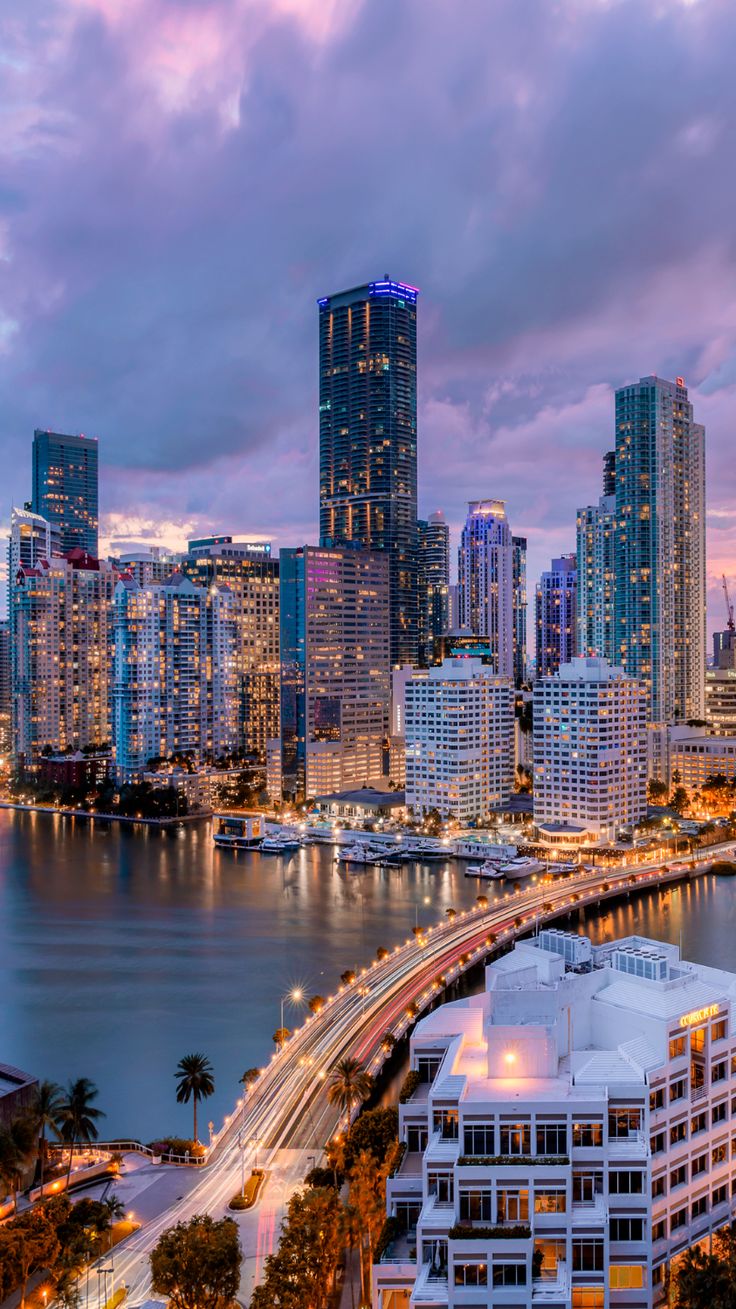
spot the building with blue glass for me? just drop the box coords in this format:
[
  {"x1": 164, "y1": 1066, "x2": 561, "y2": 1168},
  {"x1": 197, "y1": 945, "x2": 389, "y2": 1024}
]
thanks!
[
  {"x1": 318, "y1": 279, "x2": 418, "y2": 666},
  {"x1": 32, "y1": 429, "x2": 99, "y2": 555}
]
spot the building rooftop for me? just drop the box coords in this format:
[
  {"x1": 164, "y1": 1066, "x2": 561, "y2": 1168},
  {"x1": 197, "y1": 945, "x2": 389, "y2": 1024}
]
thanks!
[{"x1": 314, "y1": 788, "x2": 406, "y2": 809}]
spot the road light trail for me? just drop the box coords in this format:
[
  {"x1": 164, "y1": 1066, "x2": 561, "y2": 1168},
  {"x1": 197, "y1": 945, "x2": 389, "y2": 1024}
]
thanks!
[{"x1": 100, "y1": 841, "x2": 734, "y2": 1306}]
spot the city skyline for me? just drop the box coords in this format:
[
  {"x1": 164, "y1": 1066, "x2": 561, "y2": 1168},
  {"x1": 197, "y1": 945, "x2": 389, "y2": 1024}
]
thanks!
[{"x1": 2, "y1": 2, "x2": 736, "y2": 635}]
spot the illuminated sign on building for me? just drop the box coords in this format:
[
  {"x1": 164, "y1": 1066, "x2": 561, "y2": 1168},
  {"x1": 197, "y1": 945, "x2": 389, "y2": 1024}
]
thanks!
[{"x1": 679, "y1": 1003, "x2": 720, "y2": 1028}]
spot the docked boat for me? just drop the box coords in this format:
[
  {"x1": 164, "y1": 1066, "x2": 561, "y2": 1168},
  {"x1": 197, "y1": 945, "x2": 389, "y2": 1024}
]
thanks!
[
  {"x1": 337, "y1": 843, "x2": 383, "y2": 865},
  {"x1": 545, "y1": 861, "x2": 579, "y2": 876},
  {"x1": 465, "y1": 861, "x2": 504, "y2": 880},
  {"x1": 261, "y1": 832, "x2": 301, "y2": 853},
  {"x1": 213, "y1": 814, "x2": 265, "y2": 850},
  {"x1": 499, "y1": 857, "x2": 547, "y2": 880}
]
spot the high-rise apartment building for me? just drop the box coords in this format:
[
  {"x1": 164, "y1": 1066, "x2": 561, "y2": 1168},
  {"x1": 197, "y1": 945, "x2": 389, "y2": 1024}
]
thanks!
[
  {"x1": 0, "y1": 620, "x2": 10, "y2": 758},
  {"x1": 705, "y1": 669, "x2": 736, "y2": 736},
  {"x1": 404, "y1": 657, "x2": 514, "y2": 822},
  {"x1": 318, "y1": 279, "x2": 418, "y2": 666},
  {"x1": 577, "y1": 493, "x2": 616, "y2": 662},
  {"x1": 181, "y1": 539, "x2": 279, "y2": 761},
  {"x1": 614, "y1": 376, "x2": 705, "y2": 724},
  {"x1": 417, "y1": 511, "x2": 450, "y2": 666},
  {"x1": 375, "y1": 929, "x2": 736, "y2": 1309},
  {"x1": 457, "y1": 500, "x2": 514, "y2": 677},
  {"x1": 533, "y1": 656, "x2": 647, "y2": 844},
  {"x1": 535, "y1": 554, "x2": 577, "y2": 678},
  {"x1": 277, "y1": 546, "x2": 391, "y2": 799},
  {"x1": 112, "y1": 573, "x2": 238, "y2": 779},
  {"x1": 32, "y1": 429, "x2": 99, "y2": 555},
  {"x1": 12, "y1": 551, "x2": 115, "y2": 764},
  {"x1": 7, "y1": 507, "x2": 52, "y2": 595},
  {"x1": 512, "y1": 534, "x2": 527, "y2": 685},
  {"x1": 113, "y1": 547, "x2": 181, "y2": 585}
]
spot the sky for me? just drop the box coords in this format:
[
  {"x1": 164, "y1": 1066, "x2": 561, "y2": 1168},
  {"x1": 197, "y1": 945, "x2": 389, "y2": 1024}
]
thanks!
[{"x1": 1, "y1": 0, "x2": 736, "y2": 635}]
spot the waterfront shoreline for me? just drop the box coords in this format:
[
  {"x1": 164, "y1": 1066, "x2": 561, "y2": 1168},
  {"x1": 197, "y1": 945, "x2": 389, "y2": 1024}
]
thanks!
[{"x1": 0, "y1": 799, "x2": 208, "y2": 828}]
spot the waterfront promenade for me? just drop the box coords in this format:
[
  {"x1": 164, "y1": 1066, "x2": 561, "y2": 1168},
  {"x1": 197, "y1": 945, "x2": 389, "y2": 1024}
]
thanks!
[{"x1": 95, "y1": 840, "x2": 734, "y2": 1306}]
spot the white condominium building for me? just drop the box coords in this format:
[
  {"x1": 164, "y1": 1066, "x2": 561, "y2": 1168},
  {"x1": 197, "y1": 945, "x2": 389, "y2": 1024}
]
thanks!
[
  {"x1": 533, "y1": 657, "x2": 646, "y2": 844},
  {"x1": 404, "y1": 658, "x2": 514, "y2": 822},
  {"x1": 112, "y1": 573, "x2": 238, "y2": 779},
  {"x1": 705, "y1": 669, "x2": 736, "y2": 737},
  {"x1": 375, "y1": 930, "x2": 736, "y2": 1309},
  {"x1": 458, "y1": 501, "x2": 515, "y2": 679}
]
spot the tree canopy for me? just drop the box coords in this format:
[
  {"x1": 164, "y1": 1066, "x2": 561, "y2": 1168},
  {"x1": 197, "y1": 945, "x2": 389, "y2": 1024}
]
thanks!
[{"x1": 150, "y1": 1214, "x2": 241, "y2": 1309}]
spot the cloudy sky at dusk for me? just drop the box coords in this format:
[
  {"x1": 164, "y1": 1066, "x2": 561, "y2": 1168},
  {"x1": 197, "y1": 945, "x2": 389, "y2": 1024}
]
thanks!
[{"x1": 1, "y1": 0, "x2": 736, "y2": 633}]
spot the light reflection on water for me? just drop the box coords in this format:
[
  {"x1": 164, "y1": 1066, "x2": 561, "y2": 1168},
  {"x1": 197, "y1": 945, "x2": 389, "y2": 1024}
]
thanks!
[{"x1": 0, "y1": 809, "x2": 734, "y2": 1137}]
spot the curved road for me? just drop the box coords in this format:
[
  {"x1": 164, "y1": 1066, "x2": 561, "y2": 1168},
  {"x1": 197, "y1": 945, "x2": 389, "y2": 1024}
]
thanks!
[{"x1": 100, "y1": 843, "x2": 733, "y2": 1306}]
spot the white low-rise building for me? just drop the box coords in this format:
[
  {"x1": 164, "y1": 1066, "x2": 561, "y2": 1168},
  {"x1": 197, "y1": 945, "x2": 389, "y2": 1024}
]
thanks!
[
  {"x1": 404, "y1": 658, "x2": 514, "y2": 822},
  {"x1": 375, "y1": 930, "x2": 736, "y2": 1309},
  {"x1": 533, "y1": 657, "x2": 647, "y2": 844}
]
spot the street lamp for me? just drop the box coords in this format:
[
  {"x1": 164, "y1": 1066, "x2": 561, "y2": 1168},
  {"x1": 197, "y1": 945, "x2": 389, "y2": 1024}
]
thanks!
[{"x1": 279, "y1": 987, "x2": 304, "y2": 1047}]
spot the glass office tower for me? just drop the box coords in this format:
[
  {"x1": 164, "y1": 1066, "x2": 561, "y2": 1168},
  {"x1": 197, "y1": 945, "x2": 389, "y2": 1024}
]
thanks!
[
  {"x1": 318, "y1": 279, "x2": 418, "y2": 666},
  {"x1": 32, "y1": 429, "x2": 99, "y2": 555}
]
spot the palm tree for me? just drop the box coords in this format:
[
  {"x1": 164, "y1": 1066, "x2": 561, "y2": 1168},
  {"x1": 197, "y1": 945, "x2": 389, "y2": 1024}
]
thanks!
[
  {"x1": 174, "y1": 1053, "x2": 214, "y2": 1144},
  {"x1": 29, "y1": 1079, "x2": 64, "y2": 1196},
  {"x1": 102, "y1": 1194, "x2": 126, "y2": 1249},
  {"x1": 59, "y1": 1077, "x2": 105, "y2": 1186},
  {"x1": 0, "y1": 1115, "x2": 38, "y2": 1212},
  {"x1": 326, "y1": 1057, "x2": 373, "y2": 1127}
]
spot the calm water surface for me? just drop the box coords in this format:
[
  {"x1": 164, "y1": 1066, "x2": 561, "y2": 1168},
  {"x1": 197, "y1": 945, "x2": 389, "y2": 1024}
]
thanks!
[{"x1": 1, "y1": 809, "x2": 735, "y2": 1139}]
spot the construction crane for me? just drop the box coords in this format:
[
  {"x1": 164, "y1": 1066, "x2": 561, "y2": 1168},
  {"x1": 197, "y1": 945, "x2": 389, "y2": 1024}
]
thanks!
[{"x1": 723, "y1": 574, "x2": 735, "y2": 632}]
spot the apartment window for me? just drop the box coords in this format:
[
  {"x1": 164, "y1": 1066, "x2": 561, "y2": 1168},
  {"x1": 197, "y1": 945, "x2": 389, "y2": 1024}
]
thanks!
[
  {"x1": 459, "y1": 1189, "x2": 491, "y2": 1223},
  {"x1": 454, "y1": 1262, "x2": 487, "y2": 1286},
  {"x1": 671, "y1": 1208, "x2": 688, "y2": 1233},
  {"x1": 692, "y1": 1196, "x2": 708, "y2": 1220},
  {"x1": 712, "y1": 1018, "x2": 727, "y2": 1042},
  {"x1": 651, "y1": 1174, "x2": 666, "y2": 1199},
  {"x1": 712, "y1": 1144, "x2": 727, "y2": 1167},
  {"x1": 535, "y1": 1189, "x2": 566, "y2": 1213},
  {"x1": 691, "y1": 1026, "x2": 707, "y2": 1054},
  {"x1": 463, "y1": 1123, "x2": 494, "y2": 1155},
  {"x1": 670, "y1": 1122, "x2": 687, "y2": 1146},
  {"x1": 692, "y1": 1153, "x2": 708, "y2": 1177},
  {"x1": 692, "y1": 1111, "x2": 707, "y2": 1135},
  {"x1": 499, "y1": 1122, "x2": 531, "y2": 1155},
  {"x1": 670, "y1": 1164, "x2": 687, "y2": 1189},
  {"x1": 572, "y1": 1239, "x2": 604, "y2": 1272},
  {"x1": 712, "y1": 1061, "x2": 727, "y2": 1084},
  {"x1": 653, "y1": 1220, "x2": 666, "y2": 1241},
  {"x1": 649, "y1": 1087, "x2": 665, "y2": 1112},
  {"x1": 670, "y1": 1078, "x2": 687, "y2": 1103},
  {"x1": 610, "y1": 1217, "x2": 644, "y2": 1242},
  {"x1": 651, "y1": 1131, "x2": 666, "y2": 1155},
  {"x1": 497, "y1": 1189, "x2": 529, "y2": 1224},
  {"x1": 713, "y1": 1102, "x2": 728, "y2": 1126},
  {"x1": 572, "y1": 1121, "x2": 603, "y2": 1148},
  {"x1": 669, "y1": 1035, "x2": 687, "y2": 1059},
  {"x1": 609, "y1": 1107, "x2": 642, "y2": 1138},
  {"x1": 609, "y1": 1171, "x2": 644, "y2": 1195},
  {"x1": 713, "y1": 1183, "x2": 728, "y2": 1206},
  {"x1": 536, "y1": 1123, "x2": 567, "y2": 1155},
  {"x1": 493, "y1": 1263, "x2": 527, "y2": 1287},
  {"x1": 428, "y1": 1172, "x2": 454, "y2": 1203},
  {"x1": 433, "y1": 1108, "x2": 458, "y2": 1140},
  {"x1": 572, "y1": 1292, "x2": 604, "y2": 1309},
  {"x1": 609, "y1": 1266, "x2": 645, "y2": 1289}
]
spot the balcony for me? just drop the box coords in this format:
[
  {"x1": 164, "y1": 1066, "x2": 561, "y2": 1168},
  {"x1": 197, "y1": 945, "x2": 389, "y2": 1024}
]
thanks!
[
  {"x1": 533, "y1": 1261, "x2": 570, "y2": 1301},
  {"x1": 608, "y1": 1131, "x2": 647, "y2": 1160},
  {"x1": 571, "y1": 1195, "x2": 607, "y2": 1225},
  {"x1": 411, "y1": 1260, "x2": 448, "y2": 1306},
  {"x1": 380, "y1": 1231, "x2": 416, "y2": 1264},
  {"x1": 457, "y1": 1154, "x2": 569, "y2": 1168},
  {"x1": 425, "y1": 1131, "x2": 460, "y2": 1164},
  {"x1": 448, "y1": 1223, "x2": 532, "y2": 1241}
]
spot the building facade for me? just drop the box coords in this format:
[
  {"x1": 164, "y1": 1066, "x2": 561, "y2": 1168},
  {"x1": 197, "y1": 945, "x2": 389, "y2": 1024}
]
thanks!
[
  {"x1": 32, "y1": 429, "x2": 99, "y2": 556},
  {"x1": 670, "y1": 731, "x2": 736, "y2": 792},
  {"x1": 458, "y1": 500, "x2": 514, "y2": 678},
  {"x1": 277, "y1": 546, "x2": 391, "y2": 800},
  {"x1": 181, "y1": 539, "x2": 279, "y2": 761},
  {"x1": 418, "y1": 512, "x2": 450, "y2": 666},
  {"x1": 0, "y1": 620, "x2": 10, "y2": 758},
  {"x1": 614, "y1": 377, "x2": 706, "y2": 724},
  {"x1": 112, "y1": 573, "x2": 238, "y2": 778},
  {"x1": 705, "y1": 669, "x2": 736, "y2": 736},
  {"x1": 7, "y1": 507, "x2": 52, "y2": 598},
  {"x1": 375, "y1": 930, "x2": 736, "y2": 1309},
  {"x1": 533, "y1": 656, "x2": 647, "y2": 843},
  {"x1": 536, "y1": 555, "x2": 578, "y2": 678},
  {"x1": 318, "y1": 279, "x2": 418, "y2": 666},
  {"x1": 512, "y1": 535, "x2": 528, "y2": 686},
  {"x1": 404, "y1": 657, "x2": 514, "y2": 822},
  {"x1": 577, "y1": 494, "x2": 616, "y2": 663},
  {"x1": 12, "y1": 552, "x2": 115, "y2": 764}
]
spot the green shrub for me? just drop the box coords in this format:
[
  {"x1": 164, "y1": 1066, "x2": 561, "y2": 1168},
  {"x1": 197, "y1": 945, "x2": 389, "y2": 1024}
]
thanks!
[{"x1": 398, "y1": 1070, "x2": 421, "y2": 1104}]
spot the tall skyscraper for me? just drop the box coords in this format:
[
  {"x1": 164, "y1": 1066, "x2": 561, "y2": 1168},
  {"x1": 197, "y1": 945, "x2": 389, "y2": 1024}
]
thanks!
[
  {"x1": 8, "y1": 507, "x2": 51, "y2": 592},
  {"x1": 417, "y1": 510, "x2": 450, "y2": 665},
  {"x1": 457, "y1": 499, "x2": 514, "y2": 677},
  {"x1": 318, "y1": 279, "x2": 418, "y2": 666},
  {"x1": 12, "y1": 551, "x2": 115, "y2": 764},
  {"x1": 32, "y1": 429, "x2": 99, "y2": 555},
  {"x1": 0, "y1": 620, "x2": 10, "y2": 758},
  {"x1": 512, "y1": 534, "x2": 528, "y2": 685},
  {"x1": 181, "y1": 539, "x2": 279, "y2": 762},
  {"x1": 112, "y1": 573, "x2": 238, "y2": 779},
  {"x1": 614, "y1": 376, "x2": 705, "y2": 723},
  {"x1": 535, "y1": 554, "x2": 577, "y2": 678},
  {"x1": 277, "y1": 546, "x2": 390, "y2": 800},
  {"x1": 577, "y1": 491, "x2": 616, "y2": 663}
]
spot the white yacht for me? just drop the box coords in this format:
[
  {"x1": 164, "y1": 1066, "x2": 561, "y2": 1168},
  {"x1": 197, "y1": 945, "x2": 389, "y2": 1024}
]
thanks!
[
  {"x1": 464, "y1": 860, "x2": 504, "y2": 880},
  {"x1": 336, "y1": 843, "x2": 383, "y2": 865},
  {"x1": 499, "y1": 856, "x2": 547, "y2": 880}
]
